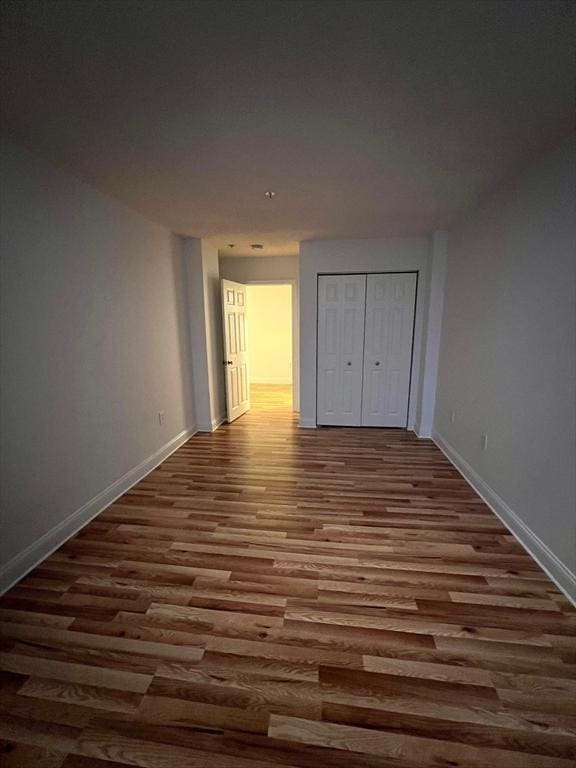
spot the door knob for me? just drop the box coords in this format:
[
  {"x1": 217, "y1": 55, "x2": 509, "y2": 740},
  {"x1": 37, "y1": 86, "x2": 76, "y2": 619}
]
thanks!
[
  {"x1": 346, "y1": 361, "x2": 352, "y2": 366},
  {"x1": 375, "y1": 361, "x2": 380, "y2": 366},
  {"x1": 223, "y1": 360, "x2": 233, "y2": 365}
]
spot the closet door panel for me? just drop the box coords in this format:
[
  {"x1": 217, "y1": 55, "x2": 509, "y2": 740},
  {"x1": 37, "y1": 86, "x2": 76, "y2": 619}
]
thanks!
[
  {"x1": 362, "y1": 273, "x2": 416, "y2": 427},
  {"x1": 317, "y1": 274, "x2": 366, "y2": 425}
]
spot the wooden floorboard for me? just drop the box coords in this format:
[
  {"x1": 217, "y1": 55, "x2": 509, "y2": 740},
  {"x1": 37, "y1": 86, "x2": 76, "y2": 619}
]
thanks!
[{"x1": 1, "y1": 384, "x2": 575, "y2": 767}]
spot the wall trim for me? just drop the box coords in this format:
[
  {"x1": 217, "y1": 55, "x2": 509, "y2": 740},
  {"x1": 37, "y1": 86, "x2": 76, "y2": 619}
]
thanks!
[
  {"x1": 197, "y1": 414, "x2": 226, "y2": 432},
  {"x1": 433, "y1": 430, "x2": 576, "y2": 605},
  {"x1": 299, "y1": 418, "x2": 317, "y2": 429},
  {"x1": 212, "y1": 414, "x2": 226, "y2": 430},
  {"x1": 0, "y1": 426, "x2": 196, "y2": 595},
  {"x1": 413, "y1": 424, "x2": 432, "y2": 439}
]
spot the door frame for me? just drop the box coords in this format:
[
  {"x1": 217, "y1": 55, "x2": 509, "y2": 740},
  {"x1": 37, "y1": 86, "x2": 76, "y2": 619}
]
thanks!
[
  {"x1": 315, "y1": 271, "x2": 419, "y2": 428},
  {"x1": 243, "y1": 279, "x2": 299, "y2": 411}
]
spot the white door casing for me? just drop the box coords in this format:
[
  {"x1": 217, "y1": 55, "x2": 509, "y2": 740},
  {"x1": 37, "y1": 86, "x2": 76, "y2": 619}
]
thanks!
[
  {"x1": 221, "y1": 279, "x2": 250, "y2": 422},
  {"x1": 317, "y1": 274, "x2": 367, "y2": 426},
  {"x1": 361, "y1": 273, "x2": 417, "y2": 427}
]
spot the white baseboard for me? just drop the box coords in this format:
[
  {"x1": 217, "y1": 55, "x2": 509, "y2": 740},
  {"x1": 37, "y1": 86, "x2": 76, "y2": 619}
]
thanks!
[
  {"x1": 0, "y1": 426, "x2": 196, "y2": 595},
  {"x1": 433, "y1": 431, "x2": 575, "y2": 605},
  {"x1": 211, "y1": 414, "x2": 226, "y2": 430},
  {"x1": 413, "y1": 420, "x2": 433, "y2": 438},
  {"x1": 197, "y1": 414, "x2": 226, "y2": 432},
  {"x1": 299, "y1": 418, "x2": 317, "y2": 429}
]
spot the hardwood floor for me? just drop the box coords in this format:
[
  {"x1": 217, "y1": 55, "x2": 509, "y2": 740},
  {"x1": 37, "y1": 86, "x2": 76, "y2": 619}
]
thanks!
[{"x1": 1, "y1": 384, "x2": 575, "y2": 767}]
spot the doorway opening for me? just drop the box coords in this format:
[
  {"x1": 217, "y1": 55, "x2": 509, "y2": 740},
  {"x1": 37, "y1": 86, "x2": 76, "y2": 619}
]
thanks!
[{"x1": 246, "y1": 283, "x2": 293, "y2": 412}]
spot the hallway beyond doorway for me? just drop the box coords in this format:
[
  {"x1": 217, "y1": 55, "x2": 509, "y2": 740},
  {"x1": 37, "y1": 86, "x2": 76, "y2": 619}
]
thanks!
[
  {"x1": 246, "y1": 283, "x2": 293, "y2": 389},
  {"x1": 250, "y1": 383, "x2": 293, "y2": 414}
]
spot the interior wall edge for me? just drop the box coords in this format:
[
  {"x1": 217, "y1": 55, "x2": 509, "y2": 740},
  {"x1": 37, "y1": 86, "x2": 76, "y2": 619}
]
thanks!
[
  {"x1": 0, "y1": 425, "x2": 196, "y2": 595},
  {"x1": 414, "y1": 231, "x2": 447, "y2": 437},
  {"x1": 433, "y1": 430, "x2": 576, "y2": 606},
  {"x1": 182, "y1": 237, "x2": 211, "y2": 427}
]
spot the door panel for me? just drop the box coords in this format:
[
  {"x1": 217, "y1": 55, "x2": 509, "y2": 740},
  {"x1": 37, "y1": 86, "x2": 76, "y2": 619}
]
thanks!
[
  {"x1": 361, "y1": 273, "x2": 416, "y2": 427},
  {"x1": 222, "y1": 279, "x2": 250, "y2": 422},
  {"x1": 317, "y1": 274, "x2": 366, "y2": 425}
]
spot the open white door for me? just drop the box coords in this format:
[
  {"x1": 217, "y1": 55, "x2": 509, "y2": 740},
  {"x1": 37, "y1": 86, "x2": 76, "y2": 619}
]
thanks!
[{"x1": 221, "y1": 279, "x2": 250, "y2": 422}]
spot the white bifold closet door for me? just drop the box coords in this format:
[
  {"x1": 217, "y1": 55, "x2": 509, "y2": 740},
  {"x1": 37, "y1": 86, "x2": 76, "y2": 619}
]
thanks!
[
  {"x1": 317, "y1": 272, "x2": 416, "y2": 427},
  {"x1": 361, "y1": 273, "x2": 417, "y2": 427},
  {"x1": 317, "y1": 274, "x2": 366, "y2": 426}
]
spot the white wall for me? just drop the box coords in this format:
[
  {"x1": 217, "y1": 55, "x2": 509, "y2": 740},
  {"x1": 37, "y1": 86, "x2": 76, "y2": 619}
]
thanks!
[
  {"x1": 185, "y1": 239, "x2": 226, "y2": 430},
  {"x1": 184, "y1": 238, "x2": 211, "y2": 431},
  {"x1": 247, "y1": 284, "x2": 292, "y2": 384},
  {"x1": 220, "y1": 255, "x2": 300, "y2": 409},
  {"x1": 0, "y1": 140, "x2": 195, "y2": 591},
  {"x1": 203, "y1": 243, "x2": 227, "y2": 426},
  {"x1": 414, "y1": 232, "x2": 447, "y2": 437},
  {"x1": 435, "y1": 139, "x2": 576, "y2": 600},
  {"x1": 219, "y1": 255, "x2": 298, "y2": 282},
  {"x1": 298, "y1": 238, "x2": 434, "y2": 429}
]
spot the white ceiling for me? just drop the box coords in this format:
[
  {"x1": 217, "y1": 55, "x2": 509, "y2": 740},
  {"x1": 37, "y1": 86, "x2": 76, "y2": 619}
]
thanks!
[{"x1": 1, "y1": 0, "x2": 574, "y2": 257}]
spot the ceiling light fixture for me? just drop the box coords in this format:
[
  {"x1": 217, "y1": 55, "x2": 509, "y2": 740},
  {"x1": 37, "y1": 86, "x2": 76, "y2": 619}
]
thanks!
[
  {"x1": 228, "y1": 243, "x2": 235, "y2": 248},
  {"x1": 264, "y1": 190, "x2": 276, "y2": 199},
  {"x1": 251, "y1": 244, "x2": 263, "y2": 249}
]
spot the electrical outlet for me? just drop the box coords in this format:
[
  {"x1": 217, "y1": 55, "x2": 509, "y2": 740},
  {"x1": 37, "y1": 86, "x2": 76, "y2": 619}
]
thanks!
[
  {"x1": 158, "y1": 410, "x2": 165, "y2": 426},
  {"x1": 481, "y1": 433, "x2": 488, "y2": 451},
  {"x1": 449, "y1": 410, "x2": 456, "y2": 424}
]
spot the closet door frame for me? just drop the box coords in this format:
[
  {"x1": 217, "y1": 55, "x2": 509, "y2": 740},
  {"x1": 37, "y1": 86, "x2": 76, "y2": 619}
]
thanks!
[{"x1": 315, "y1": 271, "x2": 419, "y2": 428}]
